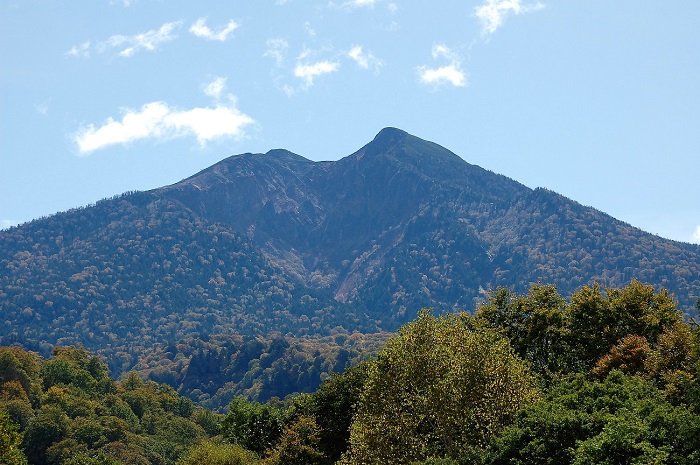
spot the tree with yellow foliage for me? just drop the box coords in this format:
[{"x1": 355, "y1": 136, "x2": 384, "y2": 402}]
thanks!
[{"x1": 341, "y1": 311, "x2": 538, "y2": 464}]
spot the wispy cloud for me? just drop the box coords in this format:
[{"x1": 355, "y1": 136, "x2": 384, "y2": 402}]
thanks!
[
  {"x1": 202, "y1": 76, "x2": 227, "y2": 99},
  {"x1": 66, "y1": 41, "x2": 91, "y2": 58},
  {"x1": 348, "y1": 0, "x2": 378, "y2": 6},
  {"x1": 693, "y1": 225, "x2": 700, "y2": 244},
  {"x1": 265, "y1": 44, "x2": 340, "y2": 94},
  {"x1": 304, "y1": 21, "x2": 317, "y2": 37},
  {"x1": 34, "y1": 102, "x2": 49, "y2": 115},
  {"x1": 474, "y1": 0, "x2": 545, "y2": 36},
  {"x1": 189, "y1": 18, "x2": 239, "y2": 42},
  {"x1": 102, "y1": 21, "x2": 182, "y2": 57},
  {"x1": 68, "y1": 21, "x2": 182, "y2": 58},
  {"x1": 348, "y1": 46, "x2": 382, "y2": 73},
  {"x1": 264, "y1": 38, "x2": 289, "y2": 67},
  {"x1": 332, "y1": 0, "x2": 378, "y2": 8},
  {"x1": 294, "y1": 59, "x2": 340, "y2": 87},
  {"x1": 332, "y1": 0, "x2": 399, "y2": 20},
  {"x1": 418, "y1": 44, "x2": 467, "y2": 88},
  {"x1": 73, "y1": 81, "x2": 254, "y2": 154}
]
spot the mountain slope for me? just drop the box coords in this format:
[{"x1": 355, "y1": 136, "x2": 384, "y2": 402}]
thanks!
[
  {"x1": 158, "y1": 127, "x2": 700, "y2": 322},
  {"x1": 1, "y1": 127, "x2": 699, "y2": 366}
]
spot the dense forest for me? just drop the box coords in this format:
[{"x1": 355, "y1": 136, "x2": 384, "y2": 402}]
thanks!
[
  {"x1": 135, "y1": 331, "x2": 389, "y2": 411},
  {"x1": 2, "y1": 281, "x2": 699, "y2": 464},
  {"x1": 0, "y1": 193, "x2": 375, "y2": 352}
]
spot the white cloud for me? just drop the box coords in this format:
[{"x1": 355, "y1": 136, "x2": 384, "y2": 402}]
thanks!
[
  {"x1": 189, "y1": 18, "x2": 239, "y2": 42},
  {"x1": 331, "y1": 0, "x2": 379, "y2": 10},
  {"x1": 203, "y1": 76, "x2": 227, "y2": 99},
  {"x1": 304, "y1": 21, "x2": 317, "y2": 37},
  {"x1": 418, "y1": 44, "x2": 467, "y2": 88},
  {"x1": 34, "y1": 102, "x2": 49, "y2": 115},
  {"x1": 265, "y1": 44, "x2": 339, "y2": 94},
  {"x1": 107, "y1": 21, "x2": 181, "y2": 57},
  {"x1": 693, "y1": 225, "x2": 700, "y2": 244},
  {"x1": 264, "y1": 38, "x2": 289, "y2": 67},
  {"x1": 475, "y1": 0, "x2": 545, "y2": 36},
  {"x1": 294, "y1": 60, "x2": 340, "y2": 86},
  {"x1": 332, "y1": 0, "x2": 398, "y2": 18},
  {"x1": 419, "y1": 66, "x2": 466, "y2": 87},
  {"x1": 74, "y1": 93, "x2": 254, "y2": 154},
  {"x1": 166, "y1": 102, "x2": 252, "y2": 145},
  {"x1": 348, "y1": 46, "x2": 382, "y2": 72},
  {"x1": 75, "y1": 102, "x2": 170, "y2": 153},
  {"x1": 82, "y1": 21, "x2": 183, "y2": 58},
  {"x1": 66, "y1": 41, "x2": 91, "y2": 58}
]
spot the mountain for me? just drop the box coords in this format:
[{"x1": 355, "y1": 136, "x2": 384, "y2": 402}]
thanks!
[
  {"x1": 2, "y1": 128, "x2": 699, "y2": 375},
  {"x1": 156, "y1": 127, "x2": 700, "y2": 320}
]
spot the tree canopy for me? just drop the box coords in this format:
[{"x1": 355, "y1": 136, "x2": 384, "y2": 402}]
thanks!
[{"x1": 341, "y1": 311, "x2": 538, "y2": 464}]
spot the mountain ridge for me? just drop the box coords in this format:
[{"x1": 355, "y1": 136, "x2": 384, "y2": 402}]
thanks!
[{"x1": 1, "y1": 128, "x2": 698, "y2": 367}]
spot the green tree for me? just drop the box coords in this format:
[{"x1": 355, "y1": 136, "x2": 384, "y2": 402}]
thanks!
[
  {"x1": 220, "y1": 397, "x2": 285, "y2": 455},
  {"x1": 342, "y1": 311, "x2": 538, "y2": 464},
  {"x1": 0, "y1": 409, "x2": 28, "y2": 465},
  {"x1": 177, "y1": 440, "x2": 259, "y2": 465},
  {"x1": 485, "y1": 371, "x2": 700, "y2": 465},
  {"x1": 22, "y1": 405, "x2": 68, "y2": 465},
  {"x1": 120, "y1": 386, "x2": 158, "y2": 419},
  {"x1": 264, "y1": 416, "x2": 325, "y2": 465},
  {"x1": 45, "y1": 438, "x2": 89, "y2": 465},
  {"x1": 298, "y1": 362, "x2": 370, "y2": 463},
  {"x1": 191, "y1": 409, "x2": 221, "y2": 436},
  {"x1": 60, "y1": 450, "x2": 124, "y2": 465},
  {"x1": 475, "y1": 284, "x2": 570, "y2": 375},
  {"x1": 0, "y1": 347, "x2": 41, "y2": 407},
  {"x1": 478, "y1": 281, "x2": 685, "y2": 376},
  {"x1": 120, "y1": 371, "x2": 146, "y2": 391},
  {"x1": 567, "y1": 281, "x2": 681, "y2": 369},
  {"x1": 646, "y1": 322, "x2": 699, "y2": 375}
]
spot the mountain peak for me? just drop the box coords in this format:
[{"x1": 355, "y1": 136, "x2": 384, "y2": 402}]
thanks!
[
  {"x1": 362, "y1": 127, "x2": 409, "y2": 156},
  {"x1": 373, "y1": 127, "x2": 409, "y2": 143}
]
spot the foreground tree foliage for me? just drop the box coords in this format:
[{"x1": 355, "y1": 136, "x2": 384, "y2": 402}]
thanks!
[
  {"x1": 219, "y1": 397, "x2": 286, "y2": 455},
  {"x1": 485, "y1": 371, "x2": 700, "y2": 465},
  {"x1": 0, "y1": 346, "x2": 216, "y2": 465},
  {"x1": 263, "y1": 416, "x2": 326, "y2": 465},
  {"x1": 340, "y1": 311, "x2": 539, "y2": 464},
  {"x1": 176, "y1": 439, "x2": 259, "y2": 465},
  {"x1": 296, "y1": 363, "x2": 370, "y2": 462},
  {"x1": 0, "y1": 408, "x2": 27, "y2": 465},
  {"x1": 1, "y1": 280, "x2": 699, "y2": 464},
  {"x1": 474, "y1": 280, "x2": 685, "y2": 377}
]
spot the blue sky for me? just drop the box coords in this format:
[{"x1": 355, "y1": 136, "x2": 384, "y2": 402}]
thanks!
[{"x1": 1, "y1": 0, "x2": 699, "y2": 244}]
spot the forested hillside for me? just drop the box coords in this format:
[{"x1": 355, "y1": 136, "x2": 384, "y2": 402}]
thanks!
[
  {"x1": 2, "y1": 282, "x2": 699, "y2": 464},
  {"x1": 158, "y1": 128, "x2": 700, "y2": 320},
  {"x1": 1, "y1": 128, "x2": 699, "y2": 401},
  {"x1": 133, "y1": 331, "x2": 388, "y2": 410}
]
